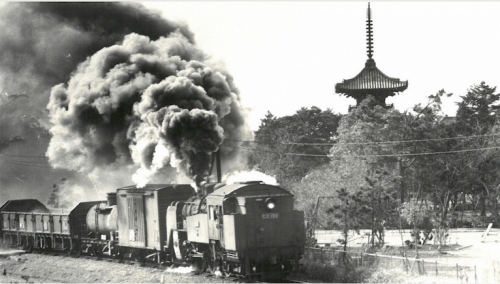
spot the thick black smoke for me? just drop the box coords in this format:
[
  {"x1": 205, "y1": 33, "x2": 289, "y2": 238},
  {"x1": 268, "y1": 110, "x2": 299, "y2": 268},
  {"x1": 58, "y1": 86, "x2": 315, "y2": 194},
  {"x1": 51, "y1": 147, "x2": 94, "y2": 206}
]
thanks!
[
  {"x1": 45, "y1": 15, "x2": 250, "y2": 187},
  {"x1": 0, "y1": 2, "x2": 194, "y2": 98},
  {"x1": 0, "y1": 2, "x2": 251, "y2": 198}
]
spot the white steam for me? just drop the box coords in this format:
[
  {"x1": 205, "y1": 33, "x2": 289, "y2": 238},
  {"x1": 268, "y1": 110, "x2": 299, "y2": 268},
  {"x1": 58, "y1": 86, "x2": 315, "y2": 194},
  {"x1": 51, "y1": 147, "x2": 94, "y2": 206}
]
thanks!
[{"x1": 223, "y1": 170, "x2": 278, "y2": 185}]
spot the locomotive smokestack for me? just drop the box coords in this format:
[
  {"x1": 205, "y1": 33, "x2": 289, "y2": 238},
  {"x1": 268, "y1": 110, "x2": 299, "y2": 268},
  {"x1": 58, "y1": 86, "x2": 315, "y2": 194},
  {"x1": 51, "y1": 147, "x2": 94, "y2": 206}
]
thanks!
[
  {"x1": 216, "y1": 150, "x2": 222, "y2": 183},
  {"x1": 208, "y1": 149, "x2": 222, "y2": 184}
]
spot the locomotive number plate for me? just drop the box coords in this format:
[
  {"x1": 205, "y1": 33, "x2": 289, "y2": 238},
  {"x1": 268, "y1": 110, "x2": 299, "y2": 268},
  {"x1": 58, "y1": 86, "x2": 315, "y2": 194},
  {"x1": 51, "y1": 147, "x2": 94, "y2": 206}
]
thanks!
[{"x1": 261, "y1": 213, "x2": 279, "y2": 219}]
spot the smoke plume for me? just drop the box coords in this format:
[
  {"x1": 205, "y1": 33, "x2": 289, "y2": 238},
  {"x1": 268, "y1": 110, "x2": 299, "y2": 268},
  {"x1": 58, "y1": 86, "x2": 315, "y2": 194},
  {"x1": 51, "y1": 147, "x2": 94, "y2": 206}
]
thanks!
[
  {"x1": 46, "y1": 15, "x2": 251, "y2": 187},
  {"x1": 0, "y1": 2, "x2": 252, "y2": 198}
]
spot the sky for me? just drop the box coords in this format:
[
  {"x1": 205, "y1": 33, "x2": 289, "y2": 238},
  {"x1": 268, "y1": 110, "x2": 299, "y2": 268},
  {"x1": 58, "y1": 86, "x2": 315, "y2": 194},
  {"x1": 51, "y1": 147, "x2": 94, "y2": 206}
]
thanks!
[{"x1": 142, "y1": 1, "x2": 500, "y2": 130}]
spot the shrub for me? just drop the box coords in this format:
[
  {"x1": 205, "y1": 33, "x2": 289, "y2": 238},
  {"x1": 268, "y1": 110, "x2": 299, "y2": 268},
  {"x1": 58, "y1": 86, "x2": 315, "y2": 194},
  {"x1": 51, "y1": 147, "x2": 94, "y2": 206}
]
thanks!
[{"x1": 303, "y1": 261, "x2": 370, "y2": 283}]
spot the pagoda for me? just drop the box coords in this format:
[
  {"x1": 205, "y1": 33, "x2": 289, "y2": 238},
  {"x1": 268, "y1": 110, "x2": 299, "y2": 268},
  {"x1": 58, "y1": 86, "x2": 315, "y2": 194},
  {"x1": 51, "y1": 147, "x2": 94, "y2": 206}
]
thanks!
[{"x1": 335, "y1": 3, "x2": 408, "y2": 108}]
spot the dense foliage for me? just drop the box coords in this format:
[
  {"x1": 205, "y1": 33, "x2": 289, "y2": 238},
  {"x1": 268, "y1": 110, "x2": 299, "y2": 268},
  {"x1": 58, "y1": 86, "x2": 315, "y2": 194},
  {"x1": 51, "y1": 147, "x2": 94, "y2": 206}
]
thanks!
[
  {"x1": 249, "y1": 107, "x2": 341, "y2": 187},
  {"x1": 249, "y1": 81, "x2": 500, "y2": 248}
]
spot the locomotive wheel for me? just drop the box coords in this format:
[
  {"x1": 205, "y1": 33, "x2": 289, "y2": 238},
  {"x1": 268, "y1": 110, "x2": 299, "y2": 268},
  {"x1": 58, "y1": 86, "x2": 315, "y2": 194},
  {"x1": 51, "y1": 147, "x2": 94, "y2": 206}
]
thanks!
[{"x1": 191, "y1": 257, "x2": 206, "y2": 274}]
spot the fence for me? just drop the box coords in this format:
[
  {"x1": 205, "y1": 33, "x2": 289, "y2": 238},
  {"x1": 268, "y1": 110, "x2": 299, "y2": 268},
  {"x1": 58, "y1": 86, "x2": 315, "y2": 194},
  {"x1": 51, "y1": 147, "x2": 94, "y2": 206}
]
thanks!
[{"x1": 304, "y1": 247, "x2": 484, "y2": 283}]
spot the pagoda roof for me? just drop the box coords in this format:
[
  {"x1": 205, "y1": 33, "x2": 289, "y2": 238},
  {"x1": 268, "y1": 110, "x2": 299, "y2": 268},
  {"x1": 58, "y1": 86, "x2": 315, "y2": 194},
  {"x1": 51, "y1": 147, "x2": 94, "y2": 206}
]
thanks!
[{"x1": 335, "y1": 59, "x2": 408, "y2": 94}]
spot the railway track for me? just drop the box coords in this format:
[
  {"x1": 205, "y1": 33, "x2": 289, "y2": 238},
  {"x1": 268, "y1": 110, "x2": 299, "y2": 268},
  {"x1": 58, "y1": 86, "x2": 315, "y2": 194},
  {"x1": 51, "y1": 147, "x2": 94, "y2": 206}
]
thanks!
[{"x1": 2, "y1": 247, "x2": 307, "y2": 283}]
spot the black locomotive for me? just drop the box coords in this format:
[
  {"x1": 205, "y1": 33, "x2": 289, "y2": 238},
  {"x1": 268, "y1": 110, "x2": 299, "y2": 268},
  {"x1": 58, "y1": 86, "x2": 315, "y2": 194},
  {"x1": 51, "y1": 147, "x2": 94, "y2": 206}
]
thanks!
[{"x1": 0, "y1": 181, "x2": 305, "y2": 280}]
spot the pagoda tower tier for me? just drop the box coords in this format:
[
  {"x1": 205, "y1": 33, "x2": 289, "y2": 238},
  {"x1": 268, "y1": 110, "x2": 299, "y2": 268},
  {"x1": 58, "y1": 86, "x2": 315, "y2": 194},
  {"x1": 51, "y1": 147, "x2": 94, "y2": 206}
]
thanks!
[
  {"x1": 335, "y1": 3, "x2": 408, "y2": 108},
  {"x1": 335, "y1": 58, "x2": 408, "y2": 106}
]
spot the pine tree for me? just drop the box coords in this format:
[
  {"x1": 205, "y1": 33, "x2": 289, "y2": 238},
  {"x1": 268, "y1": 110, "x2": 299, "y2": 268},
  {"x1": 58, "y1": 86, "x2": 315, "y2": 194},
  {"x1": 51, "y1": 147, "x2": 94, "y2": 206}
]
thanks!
[
  {"x1": 47, "y1": 178, "x2": 67, "y2": 208},
  {"x1": 456, "y1": 81, "x2": 500, "y2": 134},
  {"x1": 47, "y1": 183, "x2": 60, "y2": 208},
  {"x1": 455, "y1": 82, "x2": 500, "y2": 217},
  {"x1": 330, "y1": 187, "x2": 366, "y2": 261}
]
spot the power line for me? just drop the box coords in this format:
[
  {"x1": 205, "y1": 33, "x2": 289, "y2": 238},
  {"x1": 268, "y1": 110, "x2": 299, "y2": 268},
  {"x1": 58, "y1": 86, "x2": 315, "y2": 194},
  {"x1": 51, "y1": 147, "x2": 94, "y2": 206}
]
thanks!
[
  {"x1": 222, "y1": 145, "x2": 328, "y2": 157},
  {"x1": 225, "y1": 132, "x2": 500, "y2": 146},
  {"x1": 0, "y1": 159, "x2": 48, "y2": 164},
  {"x1": 347, "y1": 146, "x2": 500, "y2": 158},
  {"x1": 6, "y1": 162, "x2": 51, "y2": 168},
  {"x1": 223, "y1": 144, "x2": 500, "y2": 158},
  {"x1": 0, "y1": 154, "x2": 47, "y2": 158}
]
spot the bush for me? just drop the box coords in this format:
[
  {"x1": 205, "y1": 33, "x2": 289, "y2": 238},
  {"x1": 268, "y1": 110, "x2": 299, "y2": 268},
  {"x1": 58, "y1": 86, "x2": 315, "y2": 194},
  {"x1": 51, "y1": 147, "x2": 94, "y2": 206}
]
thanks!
[
  {"x1": 303, "y1": 262, "x2": 411, "y2": 283},
  {"x1": 303, "y1": 261, "x2": 370, "y2": 283}
]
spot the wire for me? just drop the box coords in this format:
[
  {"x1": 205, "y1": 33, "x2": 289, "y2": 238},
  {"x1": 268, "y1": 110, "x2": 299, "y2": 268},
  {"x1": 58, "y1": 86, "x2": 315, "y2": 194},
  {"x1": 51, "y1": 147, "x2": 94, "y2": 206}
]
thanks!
[
  {"x1": 347, "y1": 146, "x2": 500, "y2": 158},
  {"x1": 223, "y1": 144, "x2": 500, "y2": 158},
  {"x1": 6, "y1": 162, "x2": 51, "y2": 168},
  {"x1": 222, "y1": 145, "x2": 328, "y2": 157},
  {"x1": 0, "y1": 159, "x2": 48, "y2": 164},
  {"x1": 0, "y1": 154, "x2": 47, "y2": 158},
  {"x1": 225, "y1": 132, "x2": 500, "y2": 146}
]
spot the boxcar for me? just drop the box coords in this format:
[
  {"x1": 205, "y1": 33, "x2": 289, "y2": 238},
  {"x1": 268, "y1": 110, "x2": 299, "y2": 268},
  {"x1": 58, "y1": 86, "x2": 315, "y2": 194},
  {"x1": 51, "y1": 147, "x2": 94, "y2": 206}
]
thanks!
[{"x1": 115, "y1": 184, "x2": 195, "y2": 260}]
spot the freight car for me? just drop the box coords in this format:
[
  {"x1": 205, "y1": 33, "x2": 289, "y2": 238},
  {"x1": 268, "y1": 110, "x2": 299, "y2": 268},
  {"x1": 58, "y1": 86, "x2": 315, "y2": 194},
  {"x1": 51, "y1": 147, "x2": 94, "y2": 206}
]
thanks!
[
  {"x1": 0, "y1": 181, "x2": 305, "y2": 280},
  {"x1": 0, "y1": 198, "x2": 103, "y2": 253}
]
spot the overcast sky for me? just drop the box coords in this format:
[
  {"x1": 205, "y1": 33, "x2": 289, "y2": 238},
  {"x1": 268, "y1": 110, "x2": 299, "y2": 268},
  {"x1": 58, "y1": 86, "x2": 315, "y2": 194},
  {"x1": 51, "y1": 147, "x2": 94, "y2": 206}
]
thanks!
[{"x1": 142, "y1": 1, "x2": 500, "y2": 130}]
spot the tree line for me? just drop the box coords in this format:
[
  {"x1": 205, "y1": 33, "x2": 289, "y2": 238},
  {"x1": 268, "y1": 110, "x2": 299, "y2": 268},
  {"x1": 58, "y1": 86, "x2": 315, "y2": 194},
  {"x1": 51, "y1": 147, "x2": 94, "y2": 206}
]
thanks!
[{"x1": 245, "y1": 81, "x2": 500, "y2": 247}]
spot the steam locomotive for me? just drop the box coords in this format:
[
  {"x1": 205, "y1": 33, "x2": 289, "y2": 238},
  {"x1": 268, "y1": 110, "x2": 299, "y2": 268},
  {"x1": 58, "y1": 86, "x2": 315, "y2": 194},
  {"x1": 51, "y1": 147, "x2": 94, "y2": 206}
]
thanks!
[{"x1": 0, "y1": 181, "x2": 305, "y2": 280}]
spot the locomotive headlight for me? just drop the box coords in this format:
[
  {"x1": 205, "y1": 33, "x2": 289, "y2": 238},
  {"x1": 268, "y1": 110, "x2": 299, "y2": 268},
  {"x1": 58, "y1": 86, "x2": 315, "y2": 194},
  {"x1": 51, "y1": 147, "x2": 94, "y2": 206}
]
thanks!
[{"x1": 265, "y1": 198, "x2": 276, "y2": 210}]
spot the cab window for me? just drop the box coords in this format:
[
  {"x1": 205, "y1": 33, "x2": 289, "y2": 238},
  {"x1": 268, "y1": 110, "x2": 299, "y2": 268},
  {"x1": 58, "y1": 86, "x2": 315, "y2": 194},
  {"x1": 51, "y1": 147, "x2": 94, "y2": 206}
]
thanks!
[{"x1": 223, "y1": 198, "x2": 238, "y2": 214}]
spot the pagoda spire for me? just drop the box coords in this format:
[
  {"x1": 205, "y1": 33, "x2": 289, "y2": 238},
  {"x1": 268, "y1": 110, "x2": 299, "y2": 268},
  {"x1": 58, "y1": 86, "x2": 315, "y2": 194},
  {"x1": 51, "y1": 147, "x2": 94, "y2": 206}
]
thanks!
[
  {"x1": 366, "y1": 2, "x2": 373, "y2": 59},
  {"x1": 334, "y1": 2, "x2": 408, "y2": 109}
]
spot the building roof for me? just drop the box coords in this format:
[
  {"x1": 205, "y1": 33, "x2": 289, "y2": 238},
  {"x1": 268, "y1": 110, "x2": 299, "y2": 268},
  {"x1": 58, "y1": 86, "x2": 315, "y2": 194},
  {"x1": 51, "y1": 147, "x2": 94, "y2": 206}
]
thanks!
[{"x1": 335, "y1": 59, "x2": 408, "y2": 94}]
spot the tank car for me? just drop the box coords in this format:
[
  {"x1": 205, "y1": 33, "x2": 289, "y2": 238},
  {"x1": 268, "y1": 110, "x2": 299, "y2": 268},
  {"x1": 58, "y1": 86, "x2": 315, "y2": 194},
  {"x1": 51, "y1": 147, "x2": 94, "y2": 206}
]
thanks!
[{"x1": 166, "y1": 181, "x2": 305, "y2": 280}]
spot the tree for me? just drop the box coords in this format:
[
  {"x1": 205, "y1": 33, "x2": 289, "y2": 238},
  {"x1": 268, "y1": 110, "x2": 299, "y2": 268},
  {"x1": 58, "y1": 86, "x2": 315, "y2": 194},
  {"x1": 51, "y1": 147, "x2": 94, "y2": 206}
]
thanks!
[
  {"x1": 362, "y1": 171, "x2": 399, "y2": 246},
  {"x1": 454, "y1": 125, "x2": 500, "y2": 223},
  {"x1": 330, "y1": 187, "x2": 366, "y2": 259},
  {"x1": 454, "y1": 82, "x2": 500, "y2": 218},
  {"x1": 47, "y1": 178, "x2": 68, "y2": 208},
  {"x1": 456, "y1": 82, "x2": 500, "y2": 135},
  {"x1": 326, "y1": 94, "x2": 461, "y2": 248},
  {"x1": 326, "y1": 97, "x2": 402, "y2": 248},
  {"x1": 250, "y1": 107, "x2": 341, "y2": 186}
]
